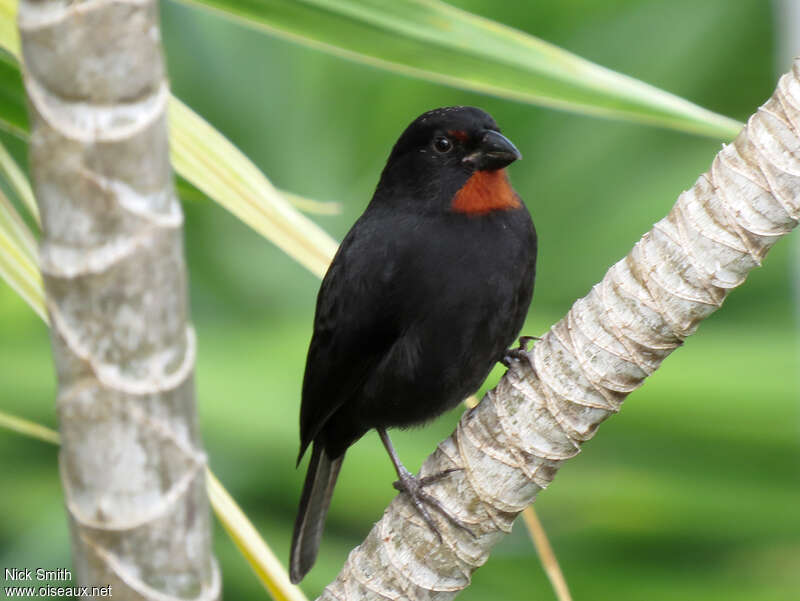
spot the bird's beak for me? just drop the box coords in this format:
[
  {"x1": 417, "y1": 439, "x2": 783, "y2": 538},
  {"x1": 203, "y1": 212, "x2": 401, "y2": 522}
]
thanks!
[{"x1": 463, "y1": 130, "x2": 522, "y2": 171}]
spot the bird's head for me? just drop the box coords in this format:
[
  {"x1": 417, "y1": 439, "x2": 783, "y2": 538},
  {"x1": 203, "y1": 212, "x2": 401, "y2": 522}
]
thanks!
[{"x1": 374, "y1": 106, "x2": 523, "y2": 215}]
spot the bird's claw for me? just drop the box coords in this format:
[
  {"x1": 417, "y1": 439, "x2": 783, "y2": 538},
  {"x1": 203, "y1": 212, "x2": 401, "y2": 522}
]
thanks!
[
  {"x1": 500, "y1": 348, "x2": 528, "y2": 367},
  {"x1": 392, "y1": 468, "x2": 475, "y2": 540},
  {"x1": 417, "y1": 467, "x2": 461, "y2": 487},
  {"x1": 500, "y1": 335, "x2": 540, "y2": 368}
]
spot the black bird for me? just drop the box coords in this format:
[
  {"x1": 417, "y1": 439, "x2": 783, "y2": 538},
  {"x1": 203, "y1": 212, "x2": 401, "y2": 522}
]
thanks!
[{"x1": 290, "y1": 106, "x2": 537, "y2": 583}]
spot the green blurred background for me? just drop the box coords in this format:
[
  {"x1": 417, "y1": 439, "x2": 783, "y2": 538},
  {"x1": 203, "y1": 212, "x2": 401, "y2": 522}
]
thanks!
[{"x1": 2, "y1": 0, "x2": 799, "y2": 599}]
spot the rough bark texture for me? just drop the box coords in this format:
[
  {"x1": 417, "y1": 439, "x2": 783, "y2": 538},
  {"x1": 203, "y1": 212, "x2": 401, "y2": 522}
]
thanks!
[
  {"x1": 320, "y1": 63, "x2": 800, "y2": 601},
  {"x1": 18, "y1": 0, "x2": 220, "y2": 599}
]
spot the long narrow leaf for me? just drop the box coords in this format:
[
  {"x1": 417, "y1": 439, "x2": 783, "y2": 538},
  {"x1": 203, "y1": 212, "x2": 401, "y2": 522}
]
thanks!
[
  {"x1": 0, "y1": 137, "x2": 46, "y2": 321},
  {"x1": 0, "y1": 4, "x2": 338, "y2": 278},
  {"x1": 0, "y1": 410, "x2": 308, "y2": 601},
  {"x1": 280, "y1": 190, "x2": 341, "y2": 215},
  {"x1": 522, "y1": 506, "x2": 573, "y2": 601},
  {"x1": 0, "y1": 0, "x2": 17, "y2": 57},
  {"x1": 0, "y1": 0, "x2": 23, "y2": 139},
  {"x1": 0, "y1": 138, "x2": 38, "y2": 224},
  {"x1": 0, "y1": 409, "x2": 60, "y2": 444},
  {"x1": 0, "y1": 50, "x2": 27, "y2": 138},
  {"x1": 169, "y1": 98, "x2": 337, "y2": 278},
  {"x1": 207, "y1": 471, "x2": 309, "y2": 601},
  {"x1": 0, "y1": 182, "x2": 35, "y2": 258},
  {"x1": 174, "y1": 0, "x2": 742, "y2": 139},
  {"x1": 0, "y1": 241, "x2": 44, "y2": 319},
  {"x1": 0, "y1": 188, "x2": 45, "y2": 320}
]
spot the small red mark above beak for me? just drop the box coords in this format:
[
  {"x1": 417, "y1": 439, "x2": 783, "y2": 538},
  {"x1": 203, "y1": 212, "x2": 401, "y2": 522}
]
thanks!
[{"x1": 447, "y1": 129, "x2": 469, "y2": 143}]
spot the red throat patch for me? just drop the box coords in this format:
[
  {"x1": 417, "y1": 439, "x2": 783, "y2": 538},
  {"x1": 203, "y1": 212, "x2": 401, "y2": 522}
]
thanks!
[{"x1": 451, "y1": 169, "x2": 520, "y2": 215}]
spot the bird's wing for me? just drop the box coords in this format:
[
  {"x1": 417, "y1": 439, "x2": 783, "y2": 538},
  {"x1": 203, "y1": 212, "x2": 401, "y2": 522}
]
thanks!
[{"x1": 297, "y1": 216, "x2": 401, "y2": 460}]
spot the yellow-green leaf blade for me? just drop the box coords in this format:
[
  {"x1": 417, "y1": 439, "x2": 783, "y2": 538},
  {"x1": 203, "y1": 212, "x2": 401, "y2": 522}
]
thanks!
[
  {"x1": 169, "y1": 98, "x2": 337, "y2": 278},
  {"x1": 0, "y1": 137, "x2": 38, "y2": 224},
  {"x1": 206, "y1": 470, "x2": 309, "y2": 601},
  {"x1": 0, "y1": 0, "x2": 18, "y2": 58},
  {"x1": 174, "y1": 0, "x2": 742, "y2": 139},
  {"x1": 0, "y1": 188, "x2": 45, "y2": 320},
  {"x1": 0, "y1": 179, "x2": 35, "y2": 258},
  {"x1": 0, "y1": 409, "x2": 60, "y2": 445},
  {"x1": 281, "y1": 190, "x2": 341, "y2": 216},
  {"x1": 0, "y1": 50, "x2": 28, "y2": 139}
]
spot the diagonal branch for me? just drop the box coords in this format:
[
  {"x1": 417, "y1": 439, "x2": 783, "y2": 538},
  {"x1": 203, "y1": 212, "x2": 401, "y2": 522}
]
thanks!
[{"x1": 319, "y1": 61, "x2": 800, "y2": 600}]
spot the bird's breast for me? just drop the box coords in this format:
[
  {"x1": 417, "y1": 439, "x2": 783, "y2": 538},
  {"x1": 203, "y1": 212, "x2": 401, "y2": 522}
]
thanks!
[{"x1": 451, "y1": 168, "x2": 520, "y2": 215}]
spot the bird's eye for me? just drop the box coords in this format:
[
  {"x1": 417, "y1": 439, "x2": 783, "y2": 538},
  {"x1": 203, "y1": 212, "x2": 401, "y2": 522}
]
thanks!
[{"x1": 433, "y1": 136, "x2": 452, "y2": 153}]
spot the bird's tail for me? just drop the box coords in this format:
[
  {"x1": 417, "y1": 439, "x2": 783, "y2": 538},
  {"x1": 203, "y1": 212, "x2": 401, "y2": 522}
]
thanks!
[{"x1": 290, "y1": 443, "x2": 343, "y2": 584}]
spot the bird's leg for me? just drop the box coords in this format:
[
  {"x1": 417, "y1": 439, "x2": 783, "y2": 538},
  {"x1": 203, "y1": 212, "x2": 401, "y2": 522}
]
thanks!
[
  {"x1": 378, "y1": 428, "x2": 474, "y2": 540},
  {"x1": 500, "y1": 335, "x2": 540, "y2": 368}
]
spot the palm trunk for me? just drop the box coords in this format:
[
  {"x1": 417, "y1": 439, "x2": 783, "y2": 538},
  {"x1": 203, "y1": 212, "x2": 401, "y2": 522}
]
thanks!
[
  {"x1": 320, "y1": 61, "x2": 800, "y2": 600},
  {"x1": 18, "y1": 0, "x2": 220, "y2": 598}
]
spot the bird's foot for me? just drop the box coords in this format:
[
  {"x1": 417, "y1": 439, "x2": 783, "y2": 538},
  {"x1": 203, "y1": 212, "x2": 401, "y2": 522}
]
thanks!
[
  {"x1": 500, "y1": 335, "x2": 540, "y2": 368},
  {"x1": 392, "y1": 467, "x2": 475, "y2": 541}
]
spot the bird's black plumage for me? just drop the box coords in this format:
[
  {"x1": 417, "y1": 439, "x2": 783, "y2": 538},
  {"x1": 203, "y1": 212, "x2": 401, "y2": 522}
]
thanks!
[{"x1": 290, "y1": 106, "x2": 537, "y2": 583}]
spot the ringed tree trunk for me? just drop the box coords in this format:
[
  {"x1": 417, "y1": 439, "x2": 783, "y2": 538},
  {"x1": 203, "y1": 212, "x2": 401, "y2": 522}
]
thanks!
[
  {"x1": 18, "y1": 0, "x2": 220, "y2": 598},
  {"x1": 320, "y1": 61, "x2": 800, "y2": 600}
]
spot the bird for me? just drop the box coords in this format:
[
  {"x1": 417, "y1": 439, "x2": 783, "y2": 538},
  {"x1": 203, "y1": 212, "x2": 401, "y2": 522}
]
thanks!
[{"x1": 289, "y1": 106, "x2": 537, "y2": 584}]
